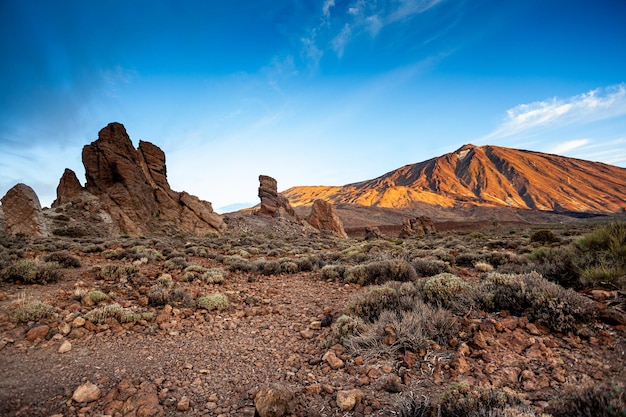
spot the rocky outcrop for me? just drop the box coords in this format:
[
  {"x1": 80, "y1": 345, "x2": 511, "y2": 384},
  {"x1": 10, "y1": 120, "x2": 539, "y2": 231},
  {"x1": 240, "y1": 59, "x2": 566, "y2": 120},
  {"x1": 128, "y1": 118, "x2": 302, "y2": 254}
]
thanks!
[
  {"x1": 307, "y1": 199, "x2": 347, "y2": 238},
  {"x1": 0, "y1": 183, "x2": 49, "y2": 237},
  {"x1": 77, "y1": 122, "x2": 225, "y2": 236},
  {"x1": 399, "y1": 216, "x2": 436, "y2": 238},
  {"x1": 257, "y1": 175, "x2": 297, "y2": 219},
  {"x1": 52, "y1": 168, "x2": 84, "y2": 208}
]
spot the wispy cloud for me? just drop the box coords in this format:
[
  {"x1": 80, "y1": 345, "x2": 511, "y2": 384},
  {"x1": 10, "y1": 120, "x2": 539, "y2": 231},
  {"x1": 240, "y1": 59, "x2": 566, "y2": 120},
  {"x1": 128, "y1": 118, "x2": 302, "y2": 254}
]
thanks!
[
  {"x1": 301, "y1": 0, "x2": 446, "y2": 66},
  {"x1": 480, "y1": 84, "x2": 626, "y2": 142},
  {"x1": 549, "y1": 139, "x2": 590, "y2": 155}
]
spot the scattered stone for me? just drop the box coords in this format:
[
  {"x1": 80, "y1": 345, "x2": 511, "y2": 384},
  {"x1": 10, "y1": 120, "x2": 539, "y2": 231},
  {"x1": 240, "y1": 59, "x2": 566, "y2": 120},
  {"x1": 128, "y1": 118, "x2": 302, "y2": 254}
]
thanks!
[
  {"x1": 58, "y1": 340, "x2": 72, "y2": 354},
  {"x1": 336, "y1": 389, "x2": 364, "y2": 412},
  {"x1": 322, "y1": 351, "x2": 345, "y2": 369},
  {"x1": 72, "y1": 381, "x2": 101, "y2": 403},
  {"x1": 177, "y1": 396, "x2": 190, "y2": 411},
  {"x1": 320, "y1": 315, "x2": 333, "y2": 328},
  {"x1": 121, "y1": 380, "x2": 163, "y2": 417},
  {"x1": 25, "y1": 325, "x2": 50, "y2": 342},
  {"x1": 254, "y1": 383, "x2": 295, "y2": 417}
]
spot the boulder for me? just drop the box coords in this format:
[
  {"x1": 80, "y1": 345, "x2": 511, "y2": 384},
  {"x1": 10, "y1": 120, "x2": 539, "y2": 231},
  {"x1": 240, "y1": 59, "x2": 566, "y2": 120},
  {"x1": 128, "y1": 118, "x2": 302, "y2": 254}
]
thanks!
[
  {"x1": 0, "y1": 183, "x2": 49, "y2": 237},
  {"x1": 307, "y1": 199, "x2": 347, "y2": 238},
  {"x1": 79, "y1": 122, "x2": 225, "y2": 236},
  {"x1": 399, "y1": 216, "x2": 436, "y2": 238},
  {"x1": 52, "y1": 168, "x2": 84, "y2": 208},
  {"x1": 254, "y1": 383, "x2": 295, "y2": 417},
  {"x1": 257, "y1": 175, "x2": 297, "y2": 219},
  {"x1": 364, "y1": 226, "x2": 382, "y2": 240}
]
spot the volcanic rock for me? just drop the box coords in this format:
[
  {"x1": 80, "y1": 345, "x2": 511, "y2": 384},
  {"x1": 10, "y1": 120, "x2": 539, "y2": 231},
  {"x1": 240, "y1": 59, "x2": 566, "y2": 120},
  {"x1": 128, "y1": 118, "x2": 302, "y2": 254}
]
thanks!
[
  {"x1": 80, "y1": 122, "x2": 225, "y2": 236},
  {"x1": 336, "y1": 389, "x2": 364, "y2": 412},
  {"x1": 307, "y1": 199, "x2": 348, "y2": 238},
  {"x1": 257, "y1": 175, "x2": 297, "y2": 219},
  {"x1": 0, "y1": 183, "x2": 49, "y2": 237},
  {"x1": 254, "y1": 383, "x2": 295, "y2": 417},
  {"x1": 399, "y1": 216, "x2": 436, "y2": 238},
  {"x1": 72, "y1": 381, "x2": 101, "y2": 403},
  {"x1": 364, "y1": 226, "x2": 382, "y2": 240},
  {"x1": 52, "y1": 168, "x2": 84, "y2": 208}
]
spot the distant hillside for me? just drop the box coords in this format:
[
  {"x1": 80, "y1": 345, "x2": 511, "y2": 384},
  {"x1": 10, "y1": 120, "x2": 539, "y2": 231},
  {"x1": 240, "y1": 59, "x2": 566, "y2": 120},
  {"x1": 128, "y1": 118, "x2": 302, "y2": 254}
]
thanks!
[{"x1": 283, "y1": 144, "x2": 626, "y2": 214}]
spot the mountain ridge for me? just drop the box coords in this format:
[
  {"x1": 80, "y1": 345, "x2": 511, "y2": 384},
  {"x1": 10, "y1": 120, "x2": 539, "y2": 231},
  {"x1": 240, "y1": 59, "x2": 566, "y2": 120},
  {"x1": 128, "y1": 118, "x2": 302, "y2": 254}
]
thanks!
[{"x1": 283, "y1": 144, "x2": 626, "y2": 214}]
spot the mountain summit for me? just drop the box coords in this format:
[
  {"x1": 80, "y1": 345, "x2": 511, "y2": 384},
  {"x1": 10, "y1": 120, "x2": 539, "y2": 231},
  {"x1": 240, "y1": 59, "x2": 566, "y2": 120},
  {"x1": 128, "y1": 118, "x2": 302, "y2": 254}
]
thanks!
[{"x1": 283, "y1": 145, "x2": 626, "y2": 213}]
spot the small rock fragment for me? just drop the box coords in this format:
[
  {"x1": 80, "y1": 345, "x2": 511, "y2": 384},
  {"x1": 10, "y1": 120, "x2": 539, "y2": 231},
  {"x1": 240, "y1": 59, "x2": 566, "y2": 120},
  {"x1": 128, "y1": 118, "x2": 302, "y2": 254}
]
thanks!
[
  {"x1": 322, "y1": 351, "x2": 344, "y2": 369},
  {"x1": 336, "y1": 389, "x2": 364, "y2": 411},
  {"x1": 58, "y1": 340, "x2": 72, "y2": 354},
  {"x1": 72, "y1": 381, "x2": 101, "y2": 403}
]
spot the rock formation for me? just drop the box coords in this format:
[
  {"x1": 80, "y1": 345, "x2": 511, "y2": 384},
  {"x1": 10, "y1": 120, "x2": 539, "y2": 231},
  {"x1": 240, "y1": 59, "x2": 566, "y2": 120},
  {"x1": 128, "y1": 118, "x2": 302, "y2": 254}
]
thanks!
[
  {"x1": 52, "y1": 168, "x2": 84, "y2": 208},
  {"x1": 51, "y1": 123, "x2": 226, "y2": 235},
  {"x1": 307, "y1": 199, "x2": 347, "y2": 238},
  {"x1": 399, "y1": 216, "x2": 436, "y2": 238},
  {"x1": 364, "y1": 226, "x2": 382, "y2": 240},
  {"x1": 0, "y1": 183, "x2": 49, "y2": 237},
  {"x1": 256, "y1": 175, "x2": 297, "y2": 219}
]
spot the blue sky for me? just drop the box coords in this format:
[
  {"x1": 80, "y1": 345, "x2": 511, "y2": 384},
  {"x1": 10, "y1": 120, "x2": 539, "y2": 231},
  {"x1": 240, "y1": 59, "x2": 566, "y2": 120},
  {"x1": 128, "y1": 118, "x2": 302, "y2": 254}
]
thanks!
[{"x1": 1, "y1": 0, "x2": 625, "y2": 212}]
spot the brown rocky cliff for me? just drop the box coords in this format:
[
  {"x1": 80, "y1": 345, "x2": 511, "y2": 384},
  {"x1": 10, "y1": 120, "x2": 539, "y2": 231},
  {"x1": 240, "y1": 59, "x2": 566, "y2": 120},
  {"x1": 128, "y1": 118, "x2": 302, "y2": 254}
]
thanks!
[
  {"x1": 307, "y1": 199, "x2": 347, "y2": 238},
  {"x1": 79, "y1": 122, "x2": 225, "y2": 235},
  {"x1": 52, "y1": 169, "x2": 85, "y2": 208},
  {"x1": 257, "y1": 175, "x2": 297, "y2": 219}
]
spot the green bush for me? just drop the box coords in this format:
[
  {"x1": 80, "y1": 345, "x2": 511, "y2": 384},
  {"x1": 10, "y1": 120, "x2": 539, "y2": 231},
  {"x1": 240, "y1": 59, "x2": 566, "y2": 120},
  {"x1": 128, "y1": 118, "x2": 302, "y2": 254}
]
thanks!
[
  {"x1": 478, "y1": 272, "x2": 594, "y2": 333},
  {"x1": 422, "y1": 273, "x2": 473, "y2": 311},
  {"x1": 575, "y1": 222, "x2": 626, "y2": 289},
  {"x1": 345, "y1": 282, "x2": 421, "y2": 323},
  {"x1": 201, "y1": 268, "x2": 227, "y2": 284},
  {"x1": 98, "y1": 264, "x2": 139, "y2": 281},
  {"x1": 197, "y1": 294, "x2": 229, "y2": 311},
  {"x1": 12, "y1": 301, "x2": 54, "y2": 323},
  {"x1": 0, "y1": 261, "x2": 62, "y2": 284}
]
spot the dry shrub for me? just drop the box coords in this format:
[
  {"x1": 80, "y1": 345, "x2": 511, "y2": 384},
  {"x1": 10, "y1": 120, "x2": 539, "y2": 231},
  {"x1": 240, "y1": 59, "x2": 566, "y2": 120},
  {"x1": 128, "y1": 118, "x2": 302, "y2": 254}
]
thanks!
[
  {"x1": 547, "y1": 382, "x2": 625, "y2": 417},
  {"x1": 421, "y1": 273, "x2": 474, "y2": 312},
  {"x1": 12, "y1": 301, "x2": 54, "y2": 323},
  {"x1": 411, "y1": 257, "x2": 451, "y2": 277},
  {"x1": 320, "y1": 265, "x2": 346, "y2": 281},
  {"x1": 347, "y1": 301, "x2": 458, "y2": 356},
  {"x1": 530, "y1": 229, "x2": 560, "y2": 244},
  {"x1": 478, "y1": 272, "x2": 594, "y2": 333},
  {"x1": 0, "y1": 261, "x2": 62, "y2": 284},
  {"x1": 43, "y1": 252, "x2": 81, "y2": 268},
  {"x1": 345, "y1": 281, "x2": 421, "y2": 323},
  {"x1": 98, "y1": 264, "x2": 139, "y2": 281}
]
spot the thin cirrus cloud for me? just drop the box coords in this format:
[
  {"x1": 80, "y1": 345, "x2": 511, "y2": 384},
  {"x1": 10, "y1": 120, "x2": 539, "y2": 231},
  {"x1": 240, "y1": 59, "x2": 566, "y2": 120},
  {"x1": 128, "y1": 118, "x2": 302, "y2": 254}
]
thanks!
[
  {"x1": 548, "y1": 139, "x2": 591, "y2": 155},
  {"x1": 305, "y1": 0, "x2": 445, "y2": 64},
  {"x1": 479, "y1": 84, "x2": 626, "y2": 143}
]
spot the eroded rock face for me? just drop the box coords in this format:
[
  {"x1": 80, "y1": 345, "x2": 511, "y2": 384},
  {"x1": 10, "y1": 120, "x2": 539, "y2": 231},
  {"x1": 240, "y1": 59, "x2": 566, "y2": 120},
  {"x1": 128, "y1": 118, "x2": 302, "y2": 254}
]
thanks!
[
  {"x1": 0, "y1": 183, "x2": 49, "y2": 237},
  {"x1": 79, "y1": 122, "x2": 225, "y2": 236},
  {"x1": 399, "y1": 216, "x2": 436, "y2": 238},
  {"x1": 307, "y1": 199, "x2": 347, "y2": 238},
  {"x1": 257, "y1": 175, "x2": 297, "y2": 219},
  {"x1": 52, "y1": 168, "x2": 84, "y2": 208}
]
